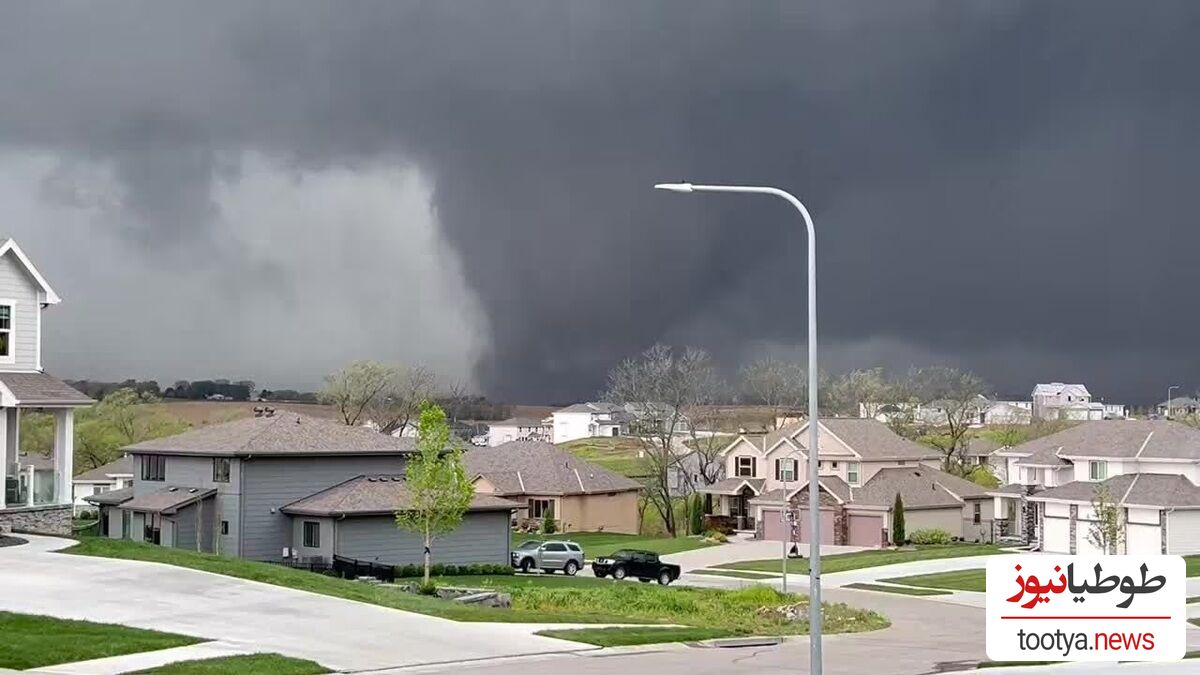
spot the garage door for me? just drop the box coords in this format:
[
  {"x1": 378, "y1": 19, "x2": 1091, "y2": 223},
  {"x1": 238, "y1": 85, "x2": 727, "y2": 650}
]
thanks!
[
  {"x1": 1042, "y1": 517, "x2": 1070, "y2": 554},
  {"x1": 760, "y1": 509, "x2": 796, "y2": 542},
  {"x1": 1125, "y1": 523, "x2": 1160, "y2": 555},
  {"x1": 797, "y1": 509, "x2": 836, "y2": 545},
  {"x1": 847, "y1": 513, "x2": 884, "y2": 547},
  {"x1": 1168, "y1": 511, "x2": 1200, "y2": 554},
  {"x1": 1074, "y1": 524, "x2": 1105, "y2": 556}
]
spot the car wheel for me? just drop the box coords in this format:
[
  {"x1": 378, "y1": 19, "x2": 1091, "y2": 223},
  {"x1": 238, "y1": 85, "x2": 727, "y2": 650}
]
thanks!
[
  {"x1": 564, "y1": 560, "x2": 579, "y2": 576},
  {"x1": 612, "y1": 565, "x2": 627, "y2": 580},
  {"x1": 658, "y1": 571, "x2": 672, "y2": 585},
  {"x1": 520, "y1": 558, "x2": 534, "y2": 573}
]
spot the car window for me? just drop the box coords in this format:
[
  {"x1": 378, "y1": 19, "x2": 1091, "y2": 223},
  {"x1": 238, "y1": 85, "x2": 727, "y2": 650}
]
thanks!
[
  {"x1": 564, "y1": 543, "x2": 581, "y2": 552},
  {"x1": 610, "y1": 549, "x2": 632, "y2": 559},
  {"x1": 543, "y1": 542, "x2": 566, "y2": 552},
  {"x1": 517, "y1": 541, "x2": 541, "y2": 550}
]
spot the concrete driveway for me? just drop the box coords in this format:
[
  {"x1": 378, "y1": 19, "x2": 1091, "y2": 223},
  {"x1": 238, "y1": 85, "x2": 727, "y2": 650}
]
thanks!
[
  {"x1": 663, "y1": 536, "x2": 865, "y2": 573},
  {"x1": 0, "y1": 535, "x2": 587, "y2": 672}
]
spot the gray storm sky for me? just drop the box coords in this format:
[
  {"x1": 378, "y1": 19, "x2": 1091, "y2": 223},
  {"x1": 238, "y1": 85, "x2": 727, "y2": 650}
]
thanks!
[{"x1": 1, "y1": 2, "x2": 1197, "y2": 404}]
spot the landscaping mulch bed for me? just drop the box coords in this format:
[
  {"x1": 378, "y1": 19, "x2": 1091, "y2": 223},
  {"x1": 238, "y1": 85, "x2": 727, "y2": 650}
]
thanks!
[{"x1": 0, "y1": 535, "x2": 27, "y2": 548}]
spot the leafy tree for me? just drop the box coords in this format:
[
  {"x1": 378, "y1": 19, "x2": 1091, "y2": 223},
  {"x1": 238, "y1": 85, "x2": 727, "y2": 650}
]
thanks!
[
  {"x1": 892, "y1": 493, "x2": 906, "y2": 546},
  {"x1": 320, "y1": 361, "x2": 397, "y2": 426},
  {"x1": 827, "y1": 367, "x2": 895, "y2": 418},
  {"x1": 902, "y1": 366, "x2": 987, "y2": 470},
  {"x1": 1088, "y1": 482, "x2": 1125, "y2": 554},
  {"x1": 689, "y1": 493, "x2": 704, "y2": 535},
  {"x1": 394, "y1": 403, "x2": 475, "y2": 585}
]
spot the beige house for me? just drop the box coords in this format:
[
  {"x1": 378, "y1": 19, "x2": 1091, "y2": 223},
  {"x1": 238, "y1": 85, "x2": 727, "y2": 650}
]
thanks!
[
  {"x1": 467, "y1": 441, "x2": 641, "y2": 534},
  {"x1": 699, "y1": 418, "x2": 993, "y2": 546}
]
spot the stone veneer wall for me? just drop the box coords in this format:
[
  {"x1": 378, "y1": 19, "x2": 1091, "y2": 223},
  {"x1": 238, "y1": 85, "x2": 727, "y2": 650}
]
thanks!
[{"x1": 0, "y1": 505, "x2": 72, "y2": 536}]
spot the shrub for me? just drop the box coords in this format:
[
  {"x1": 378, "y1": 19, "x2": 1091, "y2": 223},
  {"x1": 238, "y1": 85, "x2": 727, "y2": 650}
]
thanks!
[
  {"x1": 417, "y1": 581, "x2": 438, "y2": 595},
  {"x1": 908, "y1": 528, "x2": 953, "y2": 545},
  {"x1": 891, "y1": 494, "x2": 905, "y2": 546},
  {"x1": 689, "y1": 494, "x2": 704, "y2": 535},
  {"x1": 542, "y1": 511, "x2": 557, "y2": 534},
  {"x1": 703, "y1": 529, "x2": 728, "y2": 543},
  {"x1": 394, "y1": 562, "x2": 516, "y2": 578}
]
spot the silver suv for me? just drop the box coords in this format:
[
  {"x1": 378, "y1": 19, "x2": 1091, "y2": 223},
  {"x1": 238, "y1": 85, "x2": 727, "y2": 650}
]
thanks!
[{"x1": 511, "y1": 540, "x2": 584, "y2": 575}]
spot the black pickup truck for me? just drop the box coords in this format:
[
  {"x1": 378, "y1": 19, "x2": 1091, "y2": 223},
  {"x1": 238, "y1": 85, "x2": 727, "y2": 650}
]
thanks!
[{"x1": 591, "y1": 549, "x2": 681, "y2": 585}]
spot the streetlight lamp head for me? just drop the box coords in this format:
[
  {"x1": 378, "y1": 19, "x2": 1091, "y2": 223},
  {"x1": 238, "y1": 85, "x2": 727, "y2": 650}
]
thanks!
[{"x1": 653, "y1": 182, "x2": 694, "y2": 193}]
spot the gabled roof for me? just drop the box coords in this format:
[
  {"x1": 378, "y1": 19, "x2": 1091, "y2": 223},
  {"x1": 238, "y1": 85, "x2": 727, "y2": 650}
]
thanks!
[
  {"x1": 805, "y1": 418, "x2": 939, "y2": 461},
  {"x1": 554, "y1": 402, "x2": 623, "y2": 414},
  {"x1": 125, "y1": 411, "x2": 416, "y2": 457},
  {"x1": 1033, "y1": 383, "x2": 1091, "y2": 398},
  {"x1": 75, "y1": 456, "x2": 133, "y2": 482},
  {"x1": 0, "y1": 239, "x2": 60, "y2": 304},
  {"x1": 120, "y1": 486, "x2": 215, "y2": 514},
  {"x1": 853, "y1": 466, "x2": 989, "y2": 509},
  {"x1": 0, "y1": 372, "x2": 93, "y2": 407},
  {"x1": 1011, "y1": 420, "x2": 1200, "y2": 462},
  {"x1": 465, "y1": 441, "x2": 641, "y2": 496},
  {"x1": 697, "y1": 477, "x2": 765, "y2": 496},
  {"x1": 750, "y1": 476, "x2": 852, "y2": 505},
  {"x1": 281, "y1": 475, "x2": 519, "y2": 517},
  {"x1": 1030, "y1": 473, "x2": 1200, "y2": 508}
]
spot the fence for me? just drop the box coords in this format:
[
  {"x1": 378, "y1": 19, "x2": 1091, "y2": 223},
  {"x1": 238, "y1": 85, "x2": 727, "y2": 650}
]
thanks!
[{"x1": 267, "y1": 555, "x2": 395, "y2": 583}]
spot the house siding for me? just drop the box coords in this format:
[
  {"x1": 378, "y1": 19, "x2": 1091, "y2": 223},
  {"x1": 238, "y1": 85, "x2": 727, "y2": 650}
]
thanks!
[
  {"x1": 334, "y1": 511, "x2": 511, "y2": 566},
  {"x1": 134, "y1": 454, "x2": 243, "y2": 556},
  {"x1": 556, "y1": 491, "x2": 640, "y2": 534},
  {"x1": 172, "y1": 501, "x2": 199, "y2": 551},
  {"x1": 0, "y1": 254, "x2": 41, "y2": 370},
  {"x1": 291, "y1": 516, "x2": 334, "y2": 562},
  {"x1": 240, "y1": 455, "x2": 407, "y2": 560}
]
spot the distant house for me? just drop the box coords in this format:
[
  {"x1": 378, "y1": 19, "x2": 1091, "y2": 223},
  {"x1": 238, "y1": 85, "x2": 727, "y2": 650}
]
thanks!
[
  {"x1": 979, "y1": 400, "x2": 1032, "y2": 426},
  {"x1": 1158, "y1": 397, "x2": 1200, "y2": 418},
  {"x1": 72, "y1": 456, "x2": 134, "y2": 515},
  {"x1": 486, "y1": 417, "x2": 551, "y2": 446},
  {"x1": 85, "y1": 409, "x2": 517, "y2": 567},
  {"x1": 1032, "y1": 383, "x2": 1104, "y2": 421},
  {"x1": 550, "y1": 402, "x2": 631, "y2": 443},
  {"x1": 467, "y1": 441, "x2": 642, "y2": 534}
]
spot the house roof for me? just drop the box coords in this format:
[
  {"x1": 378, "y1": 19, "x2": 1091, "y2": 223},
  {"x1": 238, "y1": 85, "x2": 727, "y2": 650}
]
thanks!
[
  {"x1": 1030, "y1": 473, "x2": 1200, "y2": 508},
  {"x1": 1010, "y1": 420, "x2": 1200, "y2": 461},
  {"x1": 125, "y1": 411, "x2": 417, "y2": 457},
  {"x1": 813, "y1": 418, "x2": 940, "y2": 461},
  {"x1": 697, "y1": 477, "x2": 766, "y2": 496},
  {"x1": 120, "y1": 486, "x2": 216, "y2": 514},
  {"x1": 281, "y1": 475, "x2": 520, "y2": 517},
  {"x1": 990, "y1": 482, "x2": 1032, "y2": 496},
  {"x1": 465, "y1": 441, "x2": 641, "y2": 496},
  {"x1": 1034, "y1": 383, "x2": 1091, "y2": 398},
  {"x1": 554, "y1": 402, "x2": 623, "y2": 415},
  {"x1": 0, "y1": 372, "x2": 93, "y2": 406},
  {"x1": 489, "y1": 417, "x2": 548, "y2": 427},
  {"x1": 0, "y1": 239, "x2": 61, "y2": 304},
  {"x1": 15, "y1": 452, "x2": 53, "y2": 470},
  {"x1": 75, "y1": 456, "x2": 133, "y2": 482},
  {"x1": 963, "y1": 436, "x2": 1002, "y2": 457},
  {"x1": 853, "y1": 467, "x2": 989, "y2": 509},
  {"x1": 83, "y1": 486, "x2": 134, "y2": 506},
  {"x1": 750, "y1": 476, "x2": 853, "y2": 505}
]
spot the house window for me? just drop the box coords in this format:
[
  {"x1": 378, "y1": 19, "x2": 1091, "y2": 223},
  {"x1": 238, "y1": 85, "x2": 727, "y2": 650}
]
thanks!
[
  {"x1": 142, "y1": 455, "x2": 166, "y2": 481},
  {"x1": 831, "y1": 461, "x2": 839, "y2": 469},
  {"x1": 1089, "y1": 461, "x2": 1107, "y2": 481},
  {"x1": 774, "y1": 458, "x2": 797, "y2": 482},
  {"x1": 212, "y1": 457, "x2": 231, "y2": 483},
  {"x1": 973, "y1": 503, "x2": 982, "y2": 525},
  {"x1": 302, "y1": 521, "x2": 321, "y2": 548},
  {"x1": 529, "y1": 498, "x2": 555, "y2": 519},
  {"x1": 220, "y1": 521, "x2": 229, "y2": 535},
  {"x1": 0, "y1": 303, "x2": 11, "y2": 360},
  {"x1": 735, "y1": 456, "x2": 757, "y2": 478},
  {"x1": 847, "y1": 462, "x2": 861, "y2": 486}
]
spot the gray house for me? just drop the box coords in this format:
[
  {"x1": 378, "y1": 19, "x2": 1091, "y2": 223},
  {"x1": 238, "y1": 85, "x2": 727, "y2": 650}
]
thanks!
[{"x1": 86, "y1": 409, "x2": 517, "y2": 566}]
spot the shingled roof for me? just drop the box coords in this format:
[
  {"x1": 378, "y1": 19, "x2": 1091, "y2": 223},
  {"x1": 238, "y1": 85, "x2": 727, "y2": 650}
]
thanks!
[
  {"x1": 465, "y1": 441, "x2": 642, "y2": 496},
  {"x1": 853, "y1": 466, "x2": 989, "y2": 509},
  {"x1": 1008, "y1": 420, "x2": 1200, "y2": 461},
  {"x1": 83, "y1": 485, "x2": 133, "y2": 506},
  {"x1": 1030, "y1": 473, "x2": 1200, "y2": 508},
  {"x1": 75, "y1": 456, "x2": 133, "y2": 482},
  {"x1": 125, "y1": 411, "x2": 416, "y2": 457},
  {"x1": 281, "y1": 475, "x2": 519, "y2": 516},
  {"x1": 815, "y1": 418, "x2": 941, "y2": 461},
  {"x1": 120, "y1": 486, "x2": 215, "y2": 514},
  {"x1": 0, "y1": 372, "x2": 92, "y2": 406}
]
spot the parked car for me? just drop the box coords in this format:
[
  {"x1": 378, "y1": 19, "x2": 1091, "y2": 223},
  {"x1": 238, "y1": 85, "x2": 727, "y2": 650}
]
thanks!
[
  {"x1": 592, "y1": 549, "x2": 680, "y2": 585},
  {"x1": 511, "y1": 540, "x2": 584, "y2": 575}
]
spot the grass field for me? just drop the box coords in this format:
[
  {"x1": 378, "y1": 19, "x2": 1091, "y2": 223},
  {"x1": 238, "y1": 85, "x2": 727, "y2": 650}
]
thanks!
[
  {"x1": 66, "y1": 538, "x2": 886, "y2": 645},
  {"x1": 131, "y1": 654, "x2": 329, "y2": 675},
  {"x1": 881, "y1": 568, "x2": 986, "y2": 592},
  {"x1": 688, "y1": 568, "x2": 781, "y2": 580},
  {"x1": 1186, "y1": 556, "x2": 1200, "y2": 577},
  {"x1": 559, "y1": 437, "x2": 649, "y2": 477},
  {"x1": 716, "y1": 544, "x2": 1004, "y2": 575},
  {"x1": 842, "y1": 582, "x2": 951, "y2": 596},
  {"x1": 0, "y1": 611, "x2": 201, "y2": 670},
  {"x1": 150, "y1": 400, "x2": 338, "y2": 426},
  {"x1": 513, "y1": 532, "x2": 717, "y2": 559}
]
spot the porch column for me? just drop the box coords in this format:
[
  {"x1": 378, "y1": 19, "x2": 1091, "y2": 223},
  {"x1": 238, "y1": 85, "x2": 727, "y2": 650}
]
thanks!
[
  {"x1": 4, "y1": 408, "x2": 17, "y2": 470},
  {"x1": 53, "y1": 409, "x2": 74, "y2": 507},
  {"x1": 0, "y1": 408, "x2": 7, "y2": 509}
]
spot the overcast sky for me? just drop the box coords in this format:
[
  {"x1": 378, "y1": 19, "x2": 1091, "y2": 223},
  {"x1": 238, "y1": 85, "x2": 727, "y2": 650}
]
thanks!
[{"x1": 2, "y1": 2, "x2": 1198, "y2": 404}]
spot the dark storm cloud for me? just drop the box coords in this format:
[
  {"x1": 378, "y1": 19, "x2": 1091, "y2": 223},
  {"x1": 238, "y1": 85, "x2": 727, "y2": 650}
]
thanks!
[{"x1": 0, "y1": 1, "x2": 1198, "y2": 403}]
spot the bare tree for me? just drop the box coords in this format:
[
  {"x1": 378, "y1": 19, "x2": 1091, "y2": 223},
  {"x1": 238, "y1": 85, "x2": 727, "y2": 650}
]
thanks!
[
  {"x1": 827, "y1": 367, "x2": 895, "y2": 418},
  {"x1": 739, "y1": 357, "x2": 806, "y2": 430},
  {"x1": 367, "y1": 365, "x2": 439, "y2": 435},
  {"x1": 319, "y1": 361, "x2": 397, "y2": 426},
  {"x1": 903, "y1": 366, "x2": 987, "y2": 470},
  {"x1": 604, "y1": 344, "x2": 719, "y2": 537}
]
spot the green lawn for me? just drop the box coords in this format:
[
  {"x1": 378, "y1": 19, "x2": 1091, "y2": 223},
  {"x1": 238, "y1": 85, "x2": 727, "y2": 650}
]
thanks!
[
  {"x1": 538, "y1": 626, "x2": 734, "y2": 646},
  {"x1": 513, "y1": 531, "x2": 717, "y2": 558},
  {"x1": 689, "y1": 568, "x2": 781, "y2": 580},
  {"x1": 842, "y1": 582, "x2": 951, "y2": 596},
  {"x1": 560, "y1": 437, "x2": 649, "y2": 477},
  {"x1": 66, "y1": 538, "x2": 887, "y2": 645},
  {"x1": 1186, "y1": 556, "x2": 1200, "y2": 577},
  {"x1": 716, "y1": 544, "x2": 1004, "y2": 575},
  {"x1": 0, "y1": 611, "x2": 201, "y2": 670},
  {"x1": 131, "y1": 654, "x2": 329, "y2": 675},
  {"x1": 881, "y1": 568, "x2": 986, "y2": 592}
]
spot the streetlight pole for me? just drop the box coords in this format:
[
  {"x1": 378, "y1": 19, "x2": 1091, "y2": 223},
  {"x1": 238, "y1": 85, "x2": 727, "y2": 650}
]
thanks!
[
  {"x1": 1167, "y1": 385, "x2": 1181, "y2": 419},
  {"x1": 655, "y1": 182, "x2": 822, "y2": 674}
]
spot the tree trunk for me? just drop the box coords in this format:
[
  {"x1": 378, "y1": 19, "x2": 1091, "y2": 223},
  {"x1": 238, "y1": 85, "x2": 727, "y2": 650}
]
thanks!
[{"x1": 423, "y1": 532, "x2": 432, "y2": 585}]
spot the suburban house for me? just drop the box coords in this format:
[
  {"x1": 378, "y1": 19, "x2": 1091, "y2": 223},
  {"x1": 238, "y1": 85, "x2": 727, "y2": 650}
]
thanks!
[
  {"x1": 550, "y1": 402, "x2": 630, "y2": 443},
  {"x1": 1032, "y1": 383, "x2": 1104, "y2": 421},
  {"x1": 985, "y1": 420, "x2": 1200, "y2": 555},
  {"x1": 668, "y1": 448, "x2": 725, "y2": 498},
  {"x1": 72, "y1": 455, "x2": 133, "y2": 514},
  {"x1": 486, "y1": 417, "x2": 551, "y2": 446},
  {"x1": 0, "y1": 239, "x2": 94, "y2": 536},
  {"x1": 85, "y1": 409, "x2": 518, "y2": 567},
  {"x1": 697, "y1": 418, "x2": 993, "y2": 547},
  {"x1": 863, "y1": 396, "x2": 1031, "y2": 427},
  {"x1": 467, "y1": 440, "x2": 642, "y2": 534},
  {"x1": 1159, "y1": 397, "x2": 1200, "y2": 418},
  {"x1": 980, "y1": 400, "x2": 1033, "y2": 426}
]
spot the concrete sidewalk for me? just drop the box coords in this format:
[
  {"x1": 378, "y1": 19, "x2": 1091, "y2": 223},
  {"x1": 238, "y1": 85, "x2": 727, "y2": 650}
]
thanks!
[
  {"x1": 28, "y1": 641, "x2": 253, "y2": 675},
  {"x1": 663, "y1": 537, "x2": 864, "y2": 573}
]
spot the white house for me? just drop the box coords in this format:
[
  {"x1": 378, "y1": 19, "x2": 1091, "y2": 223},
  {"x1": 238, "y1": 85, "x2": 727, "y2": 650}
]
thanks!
[
  {"x1": 71, "y1": 455, "x2": 133, "y2": 515},
  {"x1": 486, "y1": 417, "x2": 551, "y2": 446},
  {"x1": 986, "y1": 420, "x2": 1200, "y2": 555},
  {"x1": 0, "y1": 239, "x2": 94, "y2": 535},
  {"x1": 1031, "y1": 383, "x2": 1104, "y2": 421},
  {"x1": 550, "y1": 402, "x2": 630, "y2": 443}
]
